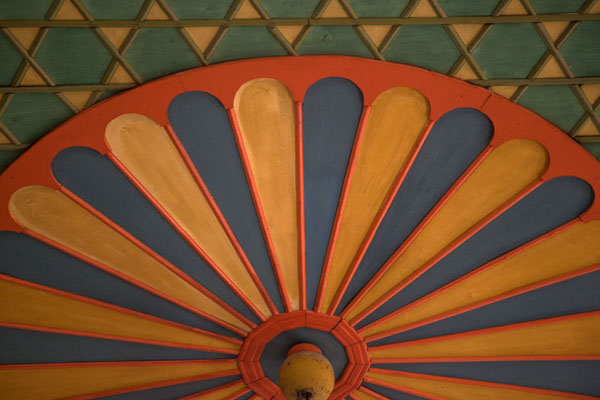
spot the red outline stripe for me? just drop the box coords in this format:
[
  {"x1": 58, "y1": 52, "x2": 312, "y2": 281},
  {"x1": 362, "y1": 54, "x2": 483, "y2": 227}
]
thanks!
[
  {"x1": 346, "y1": 177, "x2": 543, "y2": 325},
  {"x1": 327, "y1": 119, "x2": 435, "y2": 315},
  {"x1": 295, "y1": 101, "x2": 307, "y2": 311},
  {"x1": 0, "y1": 273, "x2": 241, "y2": 352},
  {"x1": 228, "y1": 107, "x2": 292, "y2": 312},
  {"x1": 165, "y1": 123, "x2": 277, "y2": 318},
  {"x1": 177, "y1": 378, "x2": 245, "y2": 400},
  {"x1": 370, "y1": 355, "x2": 600, "y2": 363},
  {"x1": 359, "y1": 219, "x2": 588, "y2": 341},
  {"x1": 365, "y1": 368, "x2": 598, "y2": 400},
  {"x1": 356, "y1": 385, "x2": 389, "y2": 400},
  {"x1": 106, "y1": 152, "x2": 260, "y2": 328},
  {"x1": 315, "y1": 105, "x2": 372, "y2": 313}
]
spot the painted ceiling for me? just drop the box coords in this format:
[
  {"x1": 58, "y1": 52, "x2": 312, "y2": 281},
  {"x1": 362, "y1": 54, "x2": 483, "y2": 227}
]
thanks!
[{"x1": 0, "y1": 0, "x2": 600, "y2": 173}]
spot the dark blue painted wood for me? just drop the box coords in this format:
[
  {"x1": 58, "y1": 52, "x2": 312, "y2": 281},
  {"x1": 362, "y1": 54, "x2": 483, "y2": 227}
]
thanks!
[
  {"x1": 302, "y1": 77, "x2": 363, "y2": 310},
  {"x1": 373, "y1": 361, "x2": 600, "y2": 397},
  {"x1": 336, "y1": 108, "x2": 493, "y2": 314},
  {"x1": 51, "y1": 146, "x2": 258, "y2": 326},
  {"x1": 362, "y1": 382, "x2": 428, "y2": 399},
  {"x1": 0, "y1": 327, "x2": 232, "y2": 364},
  {"x1": 168, "y1": 91, "x2": 284, "y2": 313},
  {"x1": 98, "y1": 375, "x2": 241, "y2": 399},
  {"x1": 371, "y1": 268, "x2": 600, "y2": 345},
  {"x1": 235, "y1": 391, "x2": 254, "y2": 400},
  {"x1": 260, "y1": 327, "x2": 347, "y2": 384},
  {"x1": 360, "y1": 176, "x2": 595, "y2": 328},
  {"x1": 0, "y1": 231, "x2": 239, "y2": 338}
]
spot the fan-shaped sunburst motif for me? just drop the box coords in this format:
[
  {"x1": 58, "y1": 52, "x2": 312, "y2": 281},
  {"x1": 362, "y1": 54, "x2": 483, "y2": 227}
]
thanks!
[{"x1": 0, "y1": 56, "x2": 599, "y2": 400}]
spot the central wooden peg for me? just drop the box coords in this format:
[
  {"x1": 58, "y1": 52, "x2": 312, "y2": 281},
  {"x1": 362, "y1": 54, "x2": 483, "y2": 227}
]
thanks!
[{"x1": 279, "y1": 343, "x2": 335, "y2": 400}]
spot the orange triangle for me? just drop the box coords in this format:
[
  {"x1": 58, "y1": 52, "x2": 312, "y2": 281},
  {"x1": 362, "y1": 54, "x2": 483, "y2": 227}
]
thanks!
[
  {"x1": 54, "y1": 0, "x2": 85, "y2": 20},
  {"x1": 146, "y1": 1, "x2": 170, "y2": 20},
  {"x1": 453, "y1": 24, "x2": 483, "y2": 46},
  {"x1": 410, "y1": 0, "x2": 437, "y2": 17},
  {"x1": 537, "y1": 56, "x2": 565, "y2": 78},
  {"x1": 63, "y1": 92, "x2": 92, "y2": 111},
  {"x1": 320, "y1": 0, "x2": 349, "y2": 18},
  {"x1": 578, "y1": 118, "x2": 600, "y2": 136},
  {"x1": 184, "y1": 27, "x2": 219, "y2": 52},
  {"x1": 363, "y1": 25, "x2": 391, "y2": 48},
  {"x1": 8, "y1": 27, "x2": 40, "y2": 50},
  {"x1": 502, "y1": 0, "x2": 528, "y2": 15},
  {"x1": 542, "y1": 21, "x2": 569, "y2": 43},
  {"x1": 0, "y1": 132, "x2": 10, "y2": 144},
  {"x1": 109, "y1": 64, "x2": 135, "y2": 84},
  {"x1": 100, "y1": 28, "x2": 131, "y2": 49},
  {"x1": 277, "y1": 26, "x2": 304, "y2": 45},
  {"x1": 590, "y1": 1, "x2": 600, "y2": 13},
  {"x1": 491, "y1": 86, "x2": 519, "y2": 99},
  {"x1": 235, "y1": 0, "x2": 262, "y2": 19},
  {"x1": 454, "y1": 63, "x2": 478, "y2": 80},
  {"x1": 581, "y1": 84, "x2": 600, "y2": 103},
  {"x1": 20, "y1": 67, "x2": 46, "y2": 86}
]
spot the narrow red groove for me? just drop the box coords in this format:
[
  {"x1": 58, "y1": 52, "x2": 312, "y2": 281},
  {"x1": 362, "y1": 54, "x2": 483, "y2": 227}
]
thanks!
[
  {"x1": 356, "y1": 385, "x2": 389, "y2": 400},
  {"x1": 348, "y1": 177, "x2": 544, "y2": 326},
  {"x1": 106, "y1": 152, "x2": 258, "y2": 330},
  {"x1": 365, "y1": 369, "x2": 598, "y2": 400},
  {"x1": 58, "y1": 185, "x2": 257, "y2": 331},
  {"x1": 369, "y1": 310, "x2": 600, "y2": 351},
  {"x1": 363, "y1": 376, "x2": 444, "y2": 400},
  {"x1": 359, "y1": 218, "x2": 585, "y2": 341},
  {"x1": 0, "y1": 359, "x2": 237, "y2": 370},
  {"x1": 178, "y1": 379, "x2": 245, "y2": 400},
  {"x1": 165, "y1": 123, "x2": 277, "y2": 318},
  {"x1": 19, "y1": 228, "x2": 249, "y2": 337},
  {"x1": 295, "y1": 101, "x2": 307, "y2": 310},
  {"x1": 339, "y1": 145, "x2": 494, "y2": 320},
  {"x1": 315, "y1": 105, "x2": 372, "y2": 313},
  {"x1": 222, "y1": 386, "x2": 251, "y2": 400},
  {"x1": 327, "y1": 119, "x2": 435, "y2": 315},
  {"x1": 64, "y1": 370, "x2": 240, "y2": 400},
  {"x1": 227, "y1": 108, "x2": 292, "y2": 312}
]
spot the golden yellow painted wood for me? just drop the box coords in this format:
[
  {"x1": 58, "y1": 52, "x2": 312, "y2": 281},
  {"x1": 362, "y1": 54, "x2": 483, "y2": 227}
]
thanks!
[
  {"x1": 367, "y1": 371, "x2": 574, "y2": 400},
  {"x1": 105, "y1": 113, "x2": 271, "y2": 318},
  {"x1": 234, "y1": 79, "x2": 299, "y2": 309},
  {"x1": 185, "y1": 381, "x2": 247, "y2": 399},
  {"x1": 352, "y1": 389, "x2": 380, "y2": 400},
  {"x1": 321, "y1": 87, "x2": 429, "y2": 312},
  {"x1": 8, "y1": 185, "x2": 247, "y2": 331},
  {"x1": 347, "y1": 139, "x2": 548, "y2": 321},
  {"x1": 369, "y1": 313, "x2": 600, "y2": 359},
  {"x1": 0, "y1": 278, "x2": 238, "y2": 351},
  {"x1": 0, "y1": 361, "x2": 237, "y2": 400},
  {"x1": 364, "y1": 220, "x2": 600, "y2": 337}
]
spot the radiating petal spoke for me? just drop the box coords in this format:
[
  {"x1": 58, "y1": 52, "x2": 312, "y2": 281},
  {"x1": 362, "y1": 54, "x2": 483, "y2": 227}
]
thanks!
[
  {"x1": 179, "y1": 379, "x2": 248, "y2": 399},
  {"x1": 345, "y1": 139, "x2": 549, "y2": 323},
  {"x1": 317, "y1": 86, "x2": 430, "y2": 313},
  {"x1": 105, "y1": 113, "x2": 272, "y2": 320},
  {"x1": 0, "y1": 360, "x2": 238, "y2": 400},
  {"x1": 8, "y1": 185, "x2": 248, "y2": 333},
  {"x1": 369, "y1": 312, "x2": 600, "y2": 362},
  {"x1": 232, "y1": 78, "x2": 299, "y2": 310},
  {"x1": 366, "y1": 369, "x2": 596, "y2": 400},
  {"x1": 362, "y1": 220, "x2": 600, "y2": 339},
  {"x1": 0, "y1": 275, "x2": 240, "y2": 352},
  {"x1": 351, "y1": 386, "x2": 390, "y2": 400}
]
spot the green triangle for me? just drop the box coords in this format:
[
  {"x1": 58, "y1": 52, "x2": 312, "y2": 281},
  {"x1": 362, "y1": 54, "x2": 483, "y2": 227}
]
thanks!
[
  {"x1": 298, "y1": 26, "x2": 373, "y2": 58},
  {"x1": 210, "y1": 27, "x2": 287, "y2": 63}
]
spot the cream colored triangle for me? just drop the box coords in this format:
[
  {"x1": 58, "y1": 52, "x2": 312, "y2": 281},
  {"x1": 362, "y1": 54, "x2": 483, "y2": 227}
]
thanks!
[
  {"x1": 184, "y1": 27, "x2": 219, "y2": 52},
  {"x1": 20, "y1": 67, "x2": 46, "y2": 86},
  {"x1": 146, "y1": 1, "x2": 170, "y2": 20},
  {"x1": 542, "y1": 21, "x2": 569, "y2": 43},
  {"x1": 276, "y1": 26, "x2": 304, "y2": 44},
  {"x1": 537, "y1": 56, "x2": 565, "y2": 78},
  {"x1": 63, "y1": 92, "x2": 92, "y2": 112},
  {"x1": 8, "y1": 28, "x2": 40, "y2": 50},
  {"x1": 100, "y1": 28, "x2": 131, "y2": 49},
  {"x1": 410, "y1": 0, "x2": 437, "y2": 17},
  {"x1": 54, "y1": 0, "x2": 85, "y2": 20},
  {"x1": 363, "y1": 25, "x2": 391, "y2": 48},
  {"x1": 320, "y1": 0, "x2": 349, "y2": 18},
  {"x1": 491, "y1": 86, "x2": 519, "y2": 99},
  {"x1": 452, "y1": 24, "x2": 483, "y2": 46},
  {"x1": 109, "y1": 64, "x2": 135, "y2": 84},
  {"x1": 235, "y1": 0, "x2": 262, "y2": 19},
  {"x1": 502, "y1": 0, "x2": 528, "y2": 15},
  {"x1": 578, "y1": 118, "x2": 600, "y2": 136},
  {"x1": 454, "y1": 63, "x2": 478, "y2": 80},
  {"x1": 581, "y1": 84, "x2": 600, "y2": 104}
]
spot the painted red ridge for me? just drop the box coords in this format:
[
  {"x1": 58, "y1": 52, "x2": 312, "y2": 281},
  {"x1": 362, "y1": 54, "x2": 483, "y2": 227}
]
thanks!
[
  {"x1": 357, "y1": 385, "x2": 389, "y2": 400},
  {"x1": 295, "y1": 101, "x2": 307, "y2": 311},
  {"x1": 287, "y1": 343, "x2": 322, "y2": 356},
  {"x1": 177, "y1": 379, "x2": 245, "y2": 400}
]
